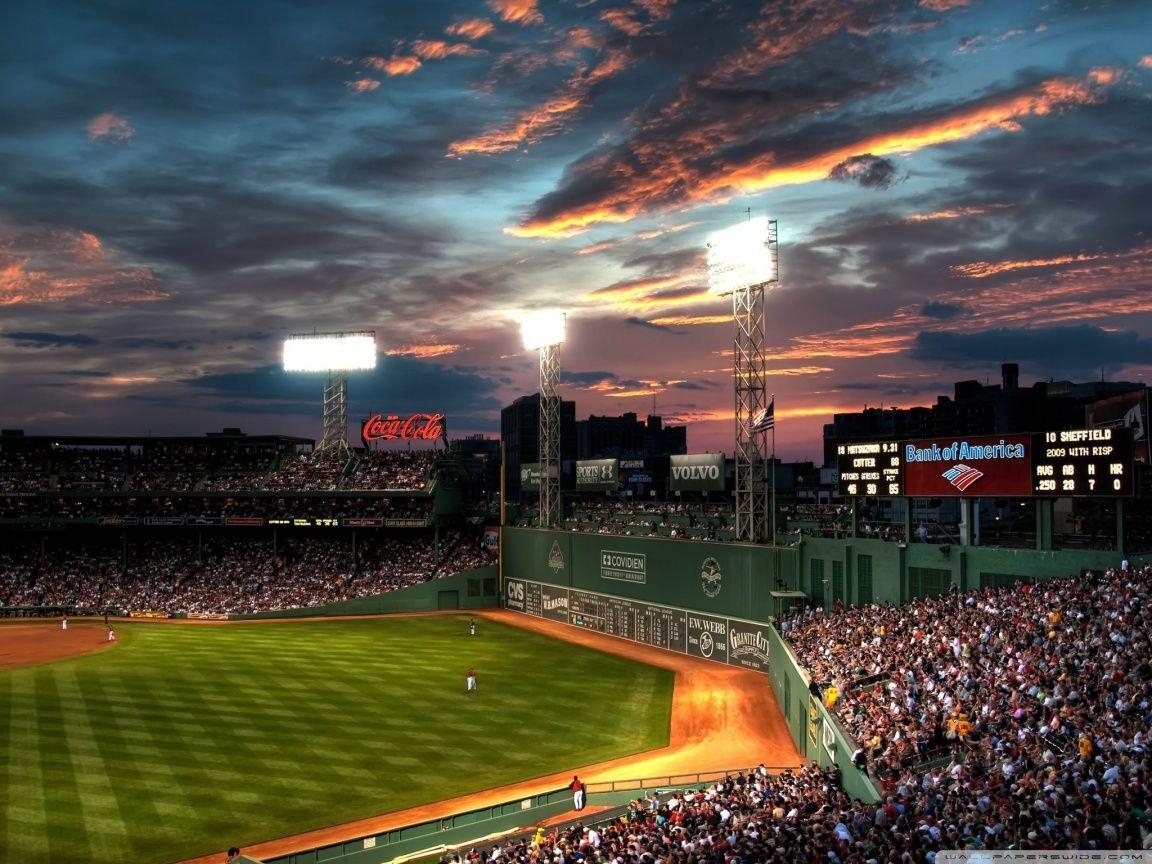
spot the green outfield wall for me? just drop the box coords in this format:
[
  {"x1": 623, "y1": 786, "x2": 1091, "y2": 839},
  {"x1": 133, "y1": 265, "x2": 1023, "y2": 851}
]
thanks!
[{"x1": 501, "y1": 528, "x2": 798, "y2": 621}]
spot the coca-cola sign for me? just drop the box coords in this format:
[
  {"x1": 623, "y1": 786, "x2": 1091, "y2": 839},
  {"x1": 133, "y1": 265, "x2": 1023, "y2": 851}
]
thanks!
[{"x1": 361, "y1": 412, "x2": 445, "y2": 444}]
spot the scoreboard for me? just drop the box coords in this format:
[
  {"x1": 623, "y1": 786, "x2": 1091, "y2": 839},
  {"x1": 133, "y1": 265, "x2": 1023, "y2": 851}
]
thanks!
[
  {"x1": 505, "y1": 578, "x2": 773, "y2": 673},
  {"x1": 836, "y1": 441, "x2": 903, "y2": 497},
  {"x1": 1031, "y1": 428, "x2": 1133, "y2": 496},
  {"x1": 835, "y1": 428, "x2": 1135, "y2": 498}
]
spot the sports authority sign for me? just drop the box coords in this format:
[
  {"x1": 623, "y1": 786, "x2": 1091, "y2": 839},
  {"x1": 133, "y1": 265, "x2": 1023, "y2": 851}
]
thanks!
[
  {"x1": 903, "y1": 434, "x2": 1032, "y2": 497},
  {"x1": 669, "y1": 453, "x2": 726, "y2": 492},
  {"x1": 575, "y1": 458, "x2": 619, "y2": 492}
]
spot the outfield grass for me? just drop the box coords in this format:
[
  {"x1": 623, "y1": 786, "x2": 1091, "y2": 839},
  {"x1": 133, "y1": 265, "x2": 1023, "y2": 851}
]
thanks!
[{"x1": 0, "y1": 616, "x2": 674, "y2": 864}]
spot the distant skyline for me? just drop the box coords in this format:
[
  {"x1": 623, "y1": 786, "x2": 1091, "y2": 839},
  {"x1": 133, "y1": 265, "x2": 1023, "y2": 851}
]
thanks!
[{"x1": 2, "y1": 0, "x2": 1151, "y2": 462}]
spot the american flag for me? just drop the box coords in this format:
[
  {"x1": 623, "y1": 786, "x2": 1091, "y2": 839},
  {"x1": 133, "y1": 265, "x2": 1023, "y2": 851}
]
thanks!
[{"x1": 751, "y1": 399, "x2": 775, "y2": 433}]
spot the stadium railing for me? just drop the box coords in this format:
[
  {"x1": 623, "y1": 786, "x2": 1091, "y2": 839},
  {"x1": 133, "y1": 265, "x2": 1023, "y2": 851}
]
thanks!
[{"x1": 260, "y1": 767, "x2": 793, "y2": 864}]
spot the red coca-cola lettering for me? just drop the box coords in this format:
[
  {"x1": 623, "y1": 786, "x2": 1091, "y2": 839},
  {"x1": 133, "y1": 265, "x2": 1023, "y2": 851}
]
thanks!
[{"x1": 361, "y1": 412, "x2": 445, "y2": 442}]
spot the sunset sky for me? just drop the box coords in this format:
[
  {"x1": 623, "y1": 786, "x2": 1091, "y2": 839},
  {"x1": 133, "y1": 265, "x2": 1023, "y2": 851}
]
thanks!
[{"x1": 2, "y1": 0, "x2": 1151, "y2": 462}]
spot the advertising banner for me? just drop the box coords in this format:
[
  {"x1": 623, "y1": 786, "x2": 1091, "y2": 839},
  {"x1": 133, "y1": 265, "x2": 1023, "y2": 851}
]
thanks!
[
  {"x1": 361, "y1": 412, "x2": 445, "y2": 446},
  {"x1": 224, "y1": 517, "x2": 264, "y2": 527},
  {"x1": 903, "y1": 434, "x2": 1032, "y2": 496},
  {"x1": 669, "y1": 453, "x2": 726, "y2": 492},
  {"x1": 539, "y1": 582, "x2": 570, "y2": 623},
  {"x1": 520, "y1": 462, "x2": 541, "y2": 492},
  {"x1": 575, "y1": 458, "x2": 619, "y2": 492},
  {"x1": 342, "y1": 517, "x2": 384, "y2": 527},
  {"x1": 727, "y1": 620, "x2": 772, "y2": 672},
  {"x1": 483, "y1": 526, "x2": 500, "y2": 556},
  {"x1": 600, "y1": 549, "x2": 647, "y2": 584},
  {"x1": 686, "y1": 611, "x2": 729, "y2": 663}
]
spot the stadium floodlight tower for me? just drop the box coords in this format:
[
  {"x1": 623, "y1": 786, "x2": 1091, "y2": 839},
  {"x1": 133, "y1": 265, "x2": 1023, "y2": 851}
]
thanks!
[
  {"x1": 282, "y1": 331, "x2": 376, "y2": 456},
  {"x1": 706, "y1": 216, "x2": 779, "y2": 544},
  {"x1": 521, "y1": 310, "x2": 566, "y2": 529}
]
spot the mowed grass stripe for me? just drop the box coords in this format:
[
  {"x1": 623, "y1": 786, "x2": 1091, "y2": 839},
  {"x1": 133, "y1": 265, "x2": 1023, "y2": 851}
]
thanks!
[{"x1": 0, "y1": 616, "x2": 673, "y2": 864}]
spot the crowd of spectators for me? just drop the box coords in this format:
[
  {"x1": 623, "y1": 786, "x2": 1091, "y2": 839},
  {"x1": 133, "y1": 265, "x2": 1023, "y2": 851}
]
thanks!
[
  {"x1": 0, "y1": 529, "x2": 493, "y2": 615},
  {"x1": 0, "y1": 446, "x2": 443, "y2": 494},
  {"x1": 476, "y1": 739, "x2": 1149, "y2": 864},
  {"x1": 559, "y1": 502, "x2": 736, "y2": 541},
  {"x1": 782, "y1": 565, "x2": 1151, "y2": 850},
  {"x1": 346, "y1": 450, "x2": 437, "y2": 490}
]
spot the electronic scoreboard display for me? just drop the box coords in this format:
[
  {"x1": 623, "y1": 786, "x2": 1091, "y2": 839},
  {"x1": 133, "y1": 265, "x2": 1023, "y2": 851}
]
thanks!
[
  {"x1": 1031, "y1": 428, "x2": 1133, "y2": 496},
  {"x1": 836, "y1": 441, "x2": 903, "y2": 497}
]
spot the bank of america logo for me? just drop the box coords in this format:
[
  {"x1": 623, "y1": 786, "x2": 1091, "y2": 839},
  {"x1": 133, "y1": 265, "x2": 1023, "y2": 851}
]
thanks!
[{"x1": 942, "y1": 463, "x2": 984, "y2": 491}]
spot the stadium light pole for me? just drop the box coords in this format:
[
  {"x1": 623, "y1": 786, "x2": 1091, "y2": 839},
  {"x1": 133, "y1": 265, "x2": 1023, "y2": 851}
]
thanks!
[
  {"x1": 521, "y1": 310, "x2": 566, "y2": 529},
  {"x1": 706, "y1": 216, "x2": 779, "y2": 544},
  {"x1": 283, "y1": 331, "x2": 376, "y2": 456}
]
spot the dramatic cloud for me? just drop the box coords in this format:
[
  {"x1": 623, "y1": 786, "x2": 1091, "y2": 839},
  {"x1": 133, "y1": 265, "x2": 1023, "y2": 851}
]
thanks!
[
  {"x1": 828, "y1": 154, "x2": 900, "y2": 189},
  {"x1": 510, "y1": 72, "x2": 1114, "y2": 237},
  {"x1": 449, "y1": 49, "x2": 628, "y2": 155},
  {"x1": 0, "y1": 223, "x2": 164, "y2": 306}
]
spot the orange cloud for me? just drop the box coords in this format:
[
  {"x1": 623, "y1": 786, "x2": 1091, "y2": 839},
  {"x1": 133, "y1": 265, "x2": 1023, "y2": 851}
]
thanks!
[
  {"x1": 601, "y1": 7, "x2": 645, "y2": 37},
  {"x1": 905, "y1": 203, "x2": 1011, "y2": 222},
  {"x1": 487, "y1": 0, "x2": 543, "y2": 26},
  {"x1": 919, "y1": 0, "x2": 970, "y2": 9},
  {"x1": 411, "y1": 40, "x2": 484, "y2": 61},
  {"x1": 87, "y1": 112, "x2": 134, "y2": 142},
  {"x1": 446, "y1": 18, "x2": 495, "y2": 40},
  {"x1": 952, "y1": 252, "x2": 1104, "y2": 279},
  {"x1": 1140, "y1": 56, "x2": 1152, "y2": 70},
  {"x1": 346, "y1": 79, "x2": 380, "y2": 93},
  {"x1": 364, "y1": 55, "x2": 422, "y2": 76},
  {"x1": 384, "y1": 344, "x2": 461, "y2": 358},
  {"x1": 0, "y1": 223, "x2": 164, "y2": 306},
  {"x1": 509, "y1": 72, "x2": 1113, "y2": 237},
  {"x1": 1087, "y1": 66, "x2": 1121, "y2": 87},
  {"x1": 647, "y1": 314, "x2": 730, "y2": 326},
  {"x1": 759, "y1": 244, "x2": 1152, "y2": 368},
  {"x1": 449, "y1": 49, "x2": 628, "y2": 155}
]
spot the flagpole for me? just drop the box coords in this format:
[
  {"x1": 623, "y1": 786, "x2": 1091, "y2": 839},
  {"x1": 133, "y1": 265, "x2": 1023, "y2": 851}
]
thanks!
[{"x1": 770, "y1": 395, "x2": 776, "y2": 545}]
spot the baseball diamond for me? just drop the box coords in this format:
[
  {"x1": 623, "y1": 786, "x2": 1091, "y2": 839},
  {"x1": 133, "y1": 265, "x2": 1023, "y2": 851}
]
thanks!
[{"x1": 0, "y1": 611, "x2": 796, "y2": 864}]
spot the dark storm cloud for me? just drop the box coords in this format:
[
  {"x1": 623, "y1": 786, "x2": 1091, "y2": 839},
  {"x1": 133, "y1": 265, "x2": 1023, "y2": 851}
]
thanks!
[
  {"x1": 921, "y1": 301, "x2": 966, "y2": 321},
  {"x1": 626, "y1": 317, "x2": 673, "y2": 331},
  {"x1": 3, "y1": 332, "x2": 99, "y2": 348},
  {"x1": 562, "y1": 370, "x2": 619, "y2": 386},
  {"x1": 828, "y1": 154, "x2": 900, "y2": 190},
  {"x1": 910, "y1": 326, "x2": 1151, "y2": 375},
  {"x1": 113, "y1": 337, "x2": 194, "y2": 350}
]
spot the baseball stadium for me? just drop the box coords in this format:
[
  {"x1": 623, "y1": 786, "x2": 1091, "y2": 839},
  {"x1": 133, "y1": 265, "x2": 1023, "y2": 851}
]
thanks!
[{"x1": 2, "y1": 368, "x2": 1151, "y2": 864}]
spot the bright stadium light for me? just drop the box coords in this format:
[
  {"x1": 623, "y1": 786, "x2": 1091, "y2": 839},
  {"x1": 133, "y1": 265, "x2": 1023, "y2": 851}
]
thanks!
[
  {"x1": 282, "y1": 332, "x2": 376, "y2": 372},
  {"x1": 706, "y1": 215, "x2": 778, "y2": 296},
  {"x1": 520, "y1": 310, "x2": 566, "y2": 351},
  {"x1": 705, "y1": 216, "x2": 779, "y2": 544},
  {"x1": 283, "y1": 331, "x2": 376, "y2": 455}
]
